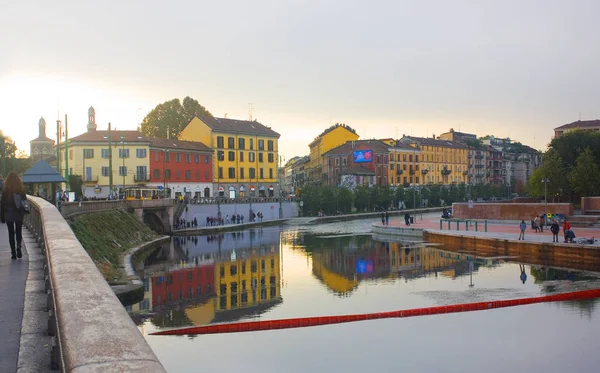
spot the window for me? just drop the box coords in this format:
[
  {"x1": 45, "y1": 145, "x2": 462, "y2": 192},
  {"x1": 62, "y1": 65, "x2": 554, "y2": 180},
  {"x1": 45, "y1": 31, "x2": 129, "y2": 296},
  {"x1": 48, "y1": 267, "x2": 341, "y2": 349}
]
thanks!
[
  {"x1": 239, "y1": 151, "x2": 244, "y2": 162},
  {"x1": 239, "y1": 138, "x2": 245, "y2": 149},
  {"x1": 165, "y1": 169, "x2": 171, "y2": 179},
  {"x1": 69, "y1": 149, "x2": 73, "y2": 160},
  {"x1": 409, "y1": 155, "x2": 413, "y2": 162},
  {"x1": 268, "y1": 153, "x2": 274, "y2": 163},
  {"x1": 175, "y1": 153, "x2": 181, "y2": 163},
  {"x1": 403, "y1": 154, "x2": 406, "y2": 161},
  {"x1": 195, "y1": 153, "x2": 200, "y2": 163},
  {"x1": 204, "y1": 155, "x2": 209, "y2": 163},
  {"x1": 415, "y1": 155, "x2": 419, "y2": 162},
  {"x1": 259, "y1": 168, "x2": 264, "y2": 179},
  {"x1": 249, "y1": 152, "x2": 255, "y2": 162},
  {"x1": 164, "y1": 151, "x2": 170, "y2": 162},
  {"x1": 218, "y1": 151, "x2": 224, "y2": 161},
  {"x1": 267, "y1": 140, "x2": 274, "y2": 151},
  {"x1": 176, "y1": 170, "x2": 181, "y2": 179},
  {"x1": 258, "y1": 139, "x2": 264, "y2": 150},
  {"x1": 153, "y1": 169, "x2": 160, "y2": 179},
  {"x1": 205, "y1": 171, "x2": 209, "y2": 179},
  {"x1": 240, "y1": 168, "x2": 245, "y2": 179},
  {"x1": 101, "y1": 149, "x2": 110, "y2": 158},
  {"x1": 250, "y1": 139, "x2": 254, "y2": 150},
  {"x1": 83, "y1": 149, "x2": 94, "y2": 159},
  {"x1": 230, "y1": 265, "x2": 237, "y2": 276},
  {"x1": 136, "y1": 149, "x2": 147, "y2": 158},
  {"x1": 154, "y1": 151, "x2": 159, "y2": 162},
  {"x1": 249, "y1": 168, "x2": 256, "y2": 179},
  {"x1": 269, "y1": 168, "x2": 273, "y2": 179},
  {"x1": 102, "y1": 166, "x2": 110, "y2": 177},
  {"x1": 186, "y1": 153, "x2": 191, "y2": 163},
  {"x1": 119, "y1": 166, "x2": 127, "y2": 176},
  {"x1": 196, "y1": 170, "x2": 200, "y2": 179},
  {"x1": 258, "y1": 153, "x2": 264, "y2": 163},
  {"x1": 136, "y1": 166, "x2": 147, "y2": 180},
  {"x1": 228, "y1": 137, "x2": 235, "y2": 149},
  {"x1": 217, "y1": 136, "x2": 224, "y2": 148},
  {"x1": 342, "y1": 158, "x2": 347, "y2": 166},
  {"x1": 228, "y1": 151, "x2": 235, "y2": 161},
  {"x1": 228, "y1": 167, "x2": 235, "y2": 178},
  {"x1": 218, "y1": 167, "x2": 223, "y2": 179},
  {"x1": 119, "y1": 148, "x2": 129, "y2": 158},
  {"x1": 185, "y1": 170, "x2": 191, "y2": 179}
]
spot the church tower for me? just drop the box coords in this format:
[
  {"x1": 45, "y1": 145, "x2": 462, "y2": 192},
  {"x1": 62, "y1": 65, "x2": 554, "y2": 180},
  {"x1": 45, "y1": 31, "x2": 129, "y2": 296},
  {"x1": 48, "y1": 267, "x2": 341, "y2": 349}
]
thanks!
[
  {"x1": 87, "y1": 106, "x2": 97, "y2": 132},
  {"x1": 38, "y1": 117, "x2": 47, "y2": 138},
  {"x1": 30, "y1": 116, "x2": 55, "y2": 162}
]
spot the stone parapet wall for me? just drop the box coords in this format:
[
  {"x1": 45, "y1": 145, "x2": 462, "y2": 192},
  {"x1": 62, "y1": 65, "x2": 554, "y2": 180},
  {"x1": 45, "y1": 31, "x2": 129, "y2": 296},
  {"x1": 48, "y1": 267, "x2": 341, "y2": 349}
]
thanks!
[
  {"x1": 581, "y1": 197, "x2": 600, "y2": 215},
  {"x1": 452, "y1": 202, "x2": 573, "y2": 220}
]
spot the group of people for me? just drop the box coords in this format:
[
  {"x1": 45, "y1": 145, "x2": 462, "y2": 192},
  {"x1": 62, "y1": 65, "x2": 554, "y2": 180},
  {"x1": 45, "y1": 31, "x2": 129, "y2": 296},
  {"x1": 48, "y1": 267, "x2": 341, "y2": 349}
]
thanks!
[
  {"x1": 518, "y1": 216, "x2": 574, "y2": 243},
  {"x1": 380, "y1": 211, "x2": 390, "y2": 225},
  {"x1": 226, "y1": 214, "x2": 245, "y2": 225},
  {"x1": 175, "y1": 217, "x2": 198, "y2": 229}
]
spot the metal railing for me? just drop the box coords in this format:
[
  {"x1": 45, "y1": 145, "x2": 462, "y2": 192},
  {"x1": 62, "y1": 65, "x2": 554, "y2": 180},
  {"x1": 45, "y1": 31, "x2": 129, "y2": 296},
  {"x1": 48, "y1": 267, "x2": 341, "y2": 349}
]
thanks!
[{"x1": 24, "y1": 196, "x2": 166, "y2": 372}]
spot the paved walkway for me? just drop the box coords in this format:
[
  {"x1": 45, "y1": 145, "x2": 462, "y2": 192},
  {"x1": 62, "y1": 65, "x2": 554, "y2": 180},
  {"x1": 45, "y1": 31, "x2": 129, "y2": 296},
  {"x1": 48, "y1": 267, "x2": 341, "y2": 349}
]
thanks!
[
  {"x1": 0, "y1": 223, "x2": 52, "y2": 373},
  {"x1": 379, "y1": 217, "x2": 600, "y2": 246}
]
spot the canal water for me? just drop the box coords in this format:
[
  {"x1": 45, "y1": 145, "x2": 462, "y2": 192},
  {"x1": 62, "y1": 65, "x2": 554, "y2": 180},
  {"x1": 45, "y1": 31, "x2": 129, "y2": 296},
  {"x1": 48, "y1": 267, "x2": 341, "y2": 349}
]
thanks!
[{"x1": 128, "y1": 218, "x2": 600, "y2": 372}]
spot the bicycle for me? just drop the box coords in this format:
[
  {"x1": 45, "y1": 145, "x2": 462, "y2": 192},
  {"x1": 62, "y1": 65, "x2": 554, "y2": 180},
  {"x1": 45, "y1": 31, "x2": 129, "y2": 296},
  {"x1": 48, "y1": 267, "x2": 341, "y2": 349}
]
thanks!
[{"x1": 576, "y1": 237, "x2": 597, "y2": 245}]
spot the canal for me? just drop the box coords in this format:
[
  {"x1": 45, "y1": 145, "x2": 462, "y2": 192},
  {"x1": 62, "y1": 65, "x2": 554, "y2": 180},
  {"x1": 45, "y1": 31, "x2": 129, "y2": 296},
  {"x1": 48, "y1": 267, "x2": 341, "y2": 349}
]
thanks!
[{"x1": 127, "y1": 218, "x2": 600, "y2": 372}]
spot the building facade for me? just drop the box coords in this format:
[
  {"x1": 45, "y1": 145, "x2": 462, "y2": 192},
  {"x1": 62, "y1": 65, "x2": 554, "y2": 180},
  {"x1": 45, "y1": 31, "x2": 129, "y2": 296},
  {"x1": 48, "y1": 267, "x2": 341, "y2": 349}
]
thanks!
[
  {"x1": 284, "y1": 155, "x2": 309, "y2": 195},
  {"x1": 323, "y1": 140, "x2": 390, "y2": 188},
  {"x1": 380, "y1": 139, "x2": 422, "y2": 186},
  {"x1": 307, "y1": 123, "x2": 360, "y2": 183},
  {"x1": 179, "y1": 116, "x2": 281, "y2": 198},
  {"x1": 148, "y1": 138, "x2": 213, "y2": 199},
  {"x1": 30, "y1": 117, "x2": 56, "y2": 163},
  {"x1": 554, "y1": 119, "x2": 600, "y2": 138}
]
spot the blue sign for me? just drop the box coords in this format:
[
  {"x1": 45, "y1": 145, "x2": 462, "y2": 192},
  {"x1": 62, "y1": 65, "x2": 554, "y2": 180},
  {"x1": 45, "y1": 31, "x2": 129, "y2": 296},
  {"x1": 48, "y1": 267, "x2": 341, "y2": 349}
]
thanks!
[
  {"x1": 353, "y1": 150, "x2": 373, "y2": 163},
  {"x1": 157, "y1": 186, "x2": 164, "y2": 190}
]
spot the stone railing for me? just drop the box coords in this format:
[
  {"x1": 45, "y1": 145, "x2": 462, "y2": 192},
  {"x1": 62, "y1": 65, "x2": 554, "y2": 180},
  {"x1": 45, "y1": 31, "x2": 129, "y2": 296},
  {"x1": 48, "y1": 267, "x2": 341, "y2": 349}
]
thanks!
[
  {"x1": 190, "y1": 196, "x2": 298, "y2": 205},
  {"x1": 24, "y1": 196, "x2": 167, "y2": 372},
  {"x1": 61, "y1": 198, "x2": 175, "y2": 217}
]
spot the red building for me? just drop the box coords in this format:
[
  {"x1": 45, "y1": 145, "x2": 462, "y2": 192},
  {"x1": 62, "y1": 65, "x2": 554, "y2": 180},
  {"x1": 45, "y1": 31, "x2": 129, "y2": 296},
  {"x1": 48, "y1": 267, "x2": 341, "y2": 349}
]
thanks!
[
  {"x1": 149, "y1": 138, "x2": 213, "y2": 199},
  {"x1": 323, "y1": 140, "x2": 391, "y2": 188},
  {"x1": 152, "y1": 264, "x2": 215, "y2": 308}
]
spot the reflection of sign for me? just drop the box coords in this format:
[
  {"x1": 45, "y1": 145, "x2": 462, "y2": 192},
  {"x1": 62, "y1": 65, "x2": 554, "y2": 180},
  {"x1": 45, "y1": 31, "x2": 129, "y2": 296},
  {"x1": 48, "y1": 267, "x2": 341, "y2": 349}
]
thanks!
[
  {"x1": 356, "y1": 260, "x2": 374, "y2": 274},
  {"x1": 468, "y1": 200, "x2": 473, "y2": 209},
  {"x1": 250, "y1": 185, "x2": 255, "y2": 191},
  {"x1": 353, "y1": 150, "x2": 373, "y2": 163},
  {"x1": 157, "y1": 186, "x2": 163, "y2": 190},
  {"x1": 218, "y1": 186, "x2": 224, "y2": 192}
]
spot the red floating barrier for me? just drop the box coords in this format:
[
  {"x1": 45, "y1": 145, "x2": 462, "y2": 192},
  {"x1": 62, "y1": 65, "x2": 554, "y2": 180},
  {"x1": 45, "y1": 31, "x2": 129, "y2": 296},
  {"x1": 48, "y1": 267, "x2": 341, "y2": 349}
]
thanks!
[{"x1": 150, "y1": 288, "x2": 600, "y2": 337}]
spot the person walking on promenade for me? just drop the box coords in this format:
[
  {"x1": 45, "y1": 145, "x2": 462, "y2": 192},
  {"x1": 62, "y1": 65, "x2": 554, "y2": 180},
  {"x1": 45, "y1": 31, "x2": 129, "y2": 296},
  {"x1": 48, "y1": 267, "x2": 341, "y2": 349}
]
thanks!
[
  {"x1": 0, "y1": 172, "x2": 27, "y2": 259},
  {"x1": 539, "y1": 215, "x2": 545, "y2": 233},
  {"x1": 550, "y1": 220, "x2": 560, "y2": 242},
  {"x1": 385, "y1": 211, "x2": 389, "y2": 226},
  {"x1": 404, "y1": 212, "x2": 411, "y2": 226},
  {"x1": 381, "y1": 211, "x2": 385, "y2": 225},
  {"x1": 518, "y1": 220, "x2": 527, "y2": 240},
  {"x1": 533, "y1": 216, "x2": 540, "y2": 232}
]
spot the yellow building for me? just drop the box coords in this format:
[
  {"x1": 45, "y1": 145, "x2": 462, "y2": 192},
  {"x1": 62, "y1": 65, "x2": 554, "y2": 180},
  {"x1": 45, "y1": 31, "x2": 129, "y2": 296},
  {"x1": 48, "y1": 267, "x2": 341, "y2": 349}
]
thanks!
[
  {"x1": 179, "y1": 116, "x2": 281, "y2": 198},
  {"x1": 215, "y1": 246, "x2": 281, "y2": 314},
  {"x1": 307, "y1": 123, "x2": 359, "y2": 182},
  {"x1": 399, "y1": 136, "x2": 469, "y2": 185},
  {"x1": 381, "y1": 138, "x2": 422, "y2": 186},
  {"x1": 56, "y1": 107, "x2": 152, "y2": 198}
]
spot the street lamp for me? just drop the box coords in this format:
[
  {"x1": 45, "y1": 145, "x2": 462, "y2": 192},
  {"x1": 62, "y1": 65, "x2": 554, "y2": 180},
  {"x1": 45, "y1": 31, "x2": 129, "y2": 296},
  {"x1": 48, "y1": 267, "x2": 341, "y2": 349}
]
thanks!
[
  {"x1": 279, "y1": 155, "x2": 285, "y2": 219},
  {"x1": 542, "y1": 178, "x2": 550, "y2": 217},
  {"x1": 163, "y1": 148, "x2": 170, "y2": 197},
  {"x1": 120, "y1": 135, "x2": 126, "y2": 197}
]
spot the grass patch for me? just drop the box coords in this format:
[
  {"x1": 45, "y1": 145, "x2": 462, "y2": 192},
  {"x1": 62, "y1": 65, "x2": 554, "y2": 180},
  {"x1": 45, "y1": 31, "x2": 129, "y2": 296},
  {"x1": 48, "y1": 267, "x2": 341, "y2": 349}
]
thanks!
[{"x1": 69, "y1": 210, "x2": 158, "y2": 281}]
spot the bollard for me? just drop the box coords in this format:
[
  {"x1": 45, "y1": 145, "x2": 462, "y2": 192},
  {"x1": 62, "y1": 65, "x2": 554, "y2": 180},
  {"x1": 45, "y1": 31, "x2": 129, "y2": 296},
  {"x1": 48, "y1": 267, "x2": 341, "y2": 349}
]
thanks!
[
  {"x1": 485, "y1": 220, "x2": 488, "y2": 232},
  {"x1": 447, "y1": 220, "x2": 451, "y2": 230},
  {"x1": 440, "y1": 220, "x2": 443, "y2": 230},
  {"x1": 475, "y1": 221, "x2": 478, "y2": 232},
  {"x1": 456, "y1": 220, "x2": 459, "y2": 230}
]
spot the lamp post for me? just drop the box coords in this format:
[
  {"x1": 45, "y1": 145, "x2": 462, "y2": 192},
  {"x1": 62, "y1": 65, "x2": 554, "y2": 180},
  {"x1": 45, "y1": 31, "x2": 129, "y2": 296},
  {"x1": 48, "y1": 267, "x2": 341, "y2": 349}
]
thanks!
[
  {"x1": 542, "y1": 178, "x2": 550, "y2": 217},
  {"x1": 279, "y1": 155, "x2": 285, "y2": 219},
  {"x1": 163, "y1": 148, "x2": 169, "y2": 197},
  {"x1": 120, "y1": 135, "x2": 126, "y2": 197}
]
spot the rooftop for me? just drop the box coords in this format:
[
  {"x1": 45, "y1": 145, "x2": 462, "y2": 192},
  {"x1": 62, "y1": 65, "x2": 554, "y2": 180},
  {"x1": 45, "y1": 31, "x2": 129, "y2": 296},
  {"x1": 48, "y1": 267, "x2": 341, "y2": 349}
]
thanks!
[
  {"x1": 198, "y1": 116, "x2": 280, "y2": 138},
  {"x1": 148, "y1": 138, "x2": 212, "y2": 152},
  {"x1": 554, "y1": 119, "x2": 600, "y2": 131},
  {"x1": 401, "y1": 136, "x2": 468, "y2": 149},
  {"x1": 309, "y1": 123, "x2": 358, "y2": 147},
  {"x1": 324, "y1": 139, "x2": 391, "y2": 156},
  {"x1": 67, "y1": 130, "x2": 150, "y2": 143}
]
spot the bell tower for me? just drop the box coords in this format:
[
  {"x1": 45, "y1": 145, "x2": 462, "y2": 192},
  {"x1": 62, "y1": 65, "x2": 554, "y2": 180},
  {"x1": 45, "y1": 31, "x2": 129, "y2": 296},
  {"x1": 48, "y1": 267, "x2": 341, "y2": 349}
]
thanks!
[
  {"x1": 38, "y1": 117, "x2": 46, "y2": 138},
  {"x1": 87, "y1": 106, "x2": 97, "y2": 132}
]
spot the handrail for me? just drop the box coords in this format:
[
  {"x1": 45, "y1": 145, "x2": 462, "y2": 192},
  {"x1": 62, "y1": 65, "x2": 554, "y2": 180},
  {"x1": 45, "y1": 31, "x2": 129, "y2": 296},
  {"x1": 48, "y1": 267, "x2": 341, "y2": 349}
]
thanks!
[{"x1": 24, "y1": 196, "x2": 166, "y2": 372}]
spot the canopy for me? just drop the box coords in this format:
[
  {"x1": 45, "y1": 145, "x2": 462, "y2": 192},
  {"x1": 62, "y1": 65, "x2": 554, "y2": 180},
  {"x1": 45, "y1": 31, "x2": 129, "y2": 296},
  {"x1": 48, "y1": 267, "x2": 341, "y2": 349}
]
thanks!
[{"x1": 21, "y1": 160, "x2": 66, "y2": 184}]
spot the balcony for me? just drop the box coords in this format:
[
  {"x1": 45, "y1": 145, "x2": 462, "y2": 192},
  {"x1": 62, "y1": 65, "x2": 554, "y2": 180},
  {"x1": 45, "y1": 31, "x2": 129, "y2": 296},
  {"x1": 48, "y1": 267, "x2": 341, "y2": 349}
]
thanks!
[
  {"x1": 421, "y1": 169, "x2": 429, "y2": 175},
  {"x1": 475, "y1": 154, "x2": 484, "y2": 160},
  {"x1": 463, "y1": 171, "x2": 469, "y2": 176},
  {"x1": 83, "y1": 175, "x2": 99, "y2": 184},
  {"x1": 409, "y1": 169, "x2": 415, "y2": 175},
  {"x1": 396, "y1": 169, "x2": 403, "y2": 175},
  {"x1": 441, "y1": 168, "x2": 452, "y2": 176},
  {"x1": 475, "y1": 164, "x2": 484, "y2": 169},
  {"x1": 134, "y1": 174, "x2": 150, "y2": 182},
  {"x1": 475, "y1": 174, "x2": 484, "y2": 178}
]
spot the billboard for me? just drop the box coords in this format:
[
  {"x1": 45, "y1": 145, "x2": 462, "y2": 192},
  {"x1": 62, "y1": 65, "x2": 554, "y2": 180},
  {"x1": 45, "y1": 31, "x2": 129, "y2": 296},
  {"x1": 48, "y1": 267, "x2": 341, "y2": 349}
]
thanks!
[
  {"x1": 353, "y1": 150, "x2": 373, "y2": 163},
  {"x1": 355, "y1": 259, "x2": 374, "y2": 274}
]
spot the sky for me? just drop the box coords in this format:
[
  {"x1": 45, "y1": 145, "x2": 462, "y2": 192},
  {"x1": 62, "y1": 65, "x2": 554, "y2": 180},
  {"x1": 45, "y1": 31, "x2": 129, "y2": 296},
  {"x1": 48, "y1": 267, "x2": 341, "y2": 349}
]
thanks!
[{"x1": 1, "y1": 0, "x2": 599, "y2": 160}]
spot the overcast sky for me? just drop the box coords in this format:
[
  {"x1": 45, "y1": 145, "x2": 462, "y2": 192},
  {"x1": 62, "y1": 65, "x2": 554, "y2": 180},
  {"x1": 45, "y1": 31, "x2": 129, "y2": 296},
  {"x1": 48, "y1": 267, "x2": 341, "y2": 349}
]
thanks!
[{"x1": 1, "y1": 0, "x2": 599, "y2": 159}]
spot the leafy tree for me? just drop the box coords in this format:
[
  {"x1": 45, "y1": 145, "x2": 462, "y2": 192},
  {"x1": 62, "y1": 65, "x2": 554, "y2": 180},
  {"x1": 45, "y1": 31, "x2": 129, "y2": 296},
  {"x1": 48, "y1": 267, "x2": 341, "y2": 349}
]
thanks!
[
  {"x1": 528, "y1": 150, "x2": 568, "y2": 200},
  {"x1": 140, "y1": 97, "x2": 213, "y2": 139},
  {"x1": 336, "y1": 187, "x2": 354, "y2": 213},
  {"x1": 69, "y1": 175, "x2": 83, "y2": 199},
  {"x1": 548, "y1": 129, "x2": 600, "y2": 169},
  {"x1": 353, "y1": 185, "x2": 369, "y2": 212},
  {"x1": 568, "y1": 148, "x2": 600, "y2": 197}
]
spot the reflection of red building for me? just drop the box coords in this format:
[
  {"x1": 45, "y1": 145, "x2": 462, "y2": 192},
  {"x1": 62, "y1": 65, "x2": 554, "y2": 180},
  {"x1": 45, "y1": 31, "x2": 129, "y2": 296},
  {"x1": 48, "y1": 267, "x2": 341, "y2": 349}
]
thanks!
[
  {"x1": 148, "y1": 138, "x2": 213, "y2": 199},
  {"x1": 152, "y1": 264, "x2": 215, "y2": 307}
]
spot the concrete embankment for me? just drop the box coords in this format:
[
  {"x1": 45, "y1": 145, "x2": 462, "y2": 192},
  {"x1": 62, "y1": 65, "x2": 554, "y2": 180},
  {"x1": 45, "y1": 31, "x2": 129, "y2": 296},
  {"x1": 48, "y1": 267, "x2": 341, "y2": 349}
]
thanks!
[{"x1": 174, "y1": 218, "x2": 289, "y2": 235}]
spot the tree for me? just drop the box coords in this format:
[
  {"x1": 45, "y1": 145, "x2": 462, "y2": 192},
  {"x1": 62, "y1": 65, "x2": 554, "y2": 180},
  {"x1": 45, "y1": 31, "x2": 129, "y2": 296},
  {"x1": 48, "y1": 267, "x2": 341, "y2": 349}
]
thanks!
[
  {"x1": 568, "y1": 148, "x2": 600, "y2": 197},
  {"x1": 528, "y1": 149, "x2": 568, "y2": 200},
  {"x1": 548, "y1": 129, "x2": 600, "y2": 170},
  {"x1": 140, "y1": 97, "x2": 213, "y2": 139}
]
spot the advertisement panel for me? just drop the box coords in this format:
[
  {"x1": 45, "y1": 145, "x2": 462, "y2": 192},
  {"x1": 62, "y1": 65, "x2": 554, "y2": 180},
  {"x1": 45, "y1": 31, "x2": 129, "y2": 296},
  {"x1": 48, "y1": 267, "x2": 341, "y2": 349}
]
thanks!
[{"x1": 353, "y1": 150, "x2": 373, "y2": 163}]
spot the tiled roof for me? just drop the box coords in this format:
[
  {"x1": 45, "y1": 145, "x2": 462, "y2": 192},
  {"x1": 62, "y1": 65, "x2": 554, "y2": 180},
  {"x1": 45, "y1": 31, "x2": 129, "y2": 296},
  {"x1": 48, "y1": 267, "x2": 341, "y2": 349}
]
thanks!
[
  {"x1": 198, "y1": 116, "x2": 280, "y2": 138},
  {"x1": 148, "y1": 138, "x2": 212, "y2": 152},
  {"x1": 402, "y1": 136, "x2": 468, "y2": 149},
  {"x1": 554, "y1": 119, "x2": 600, "y2": 131},
  {"x1": 324, "y1": 140, "x2": 391, "y2": 156},
  {"x1": 341, "y1": 166, "x2": 375, "y2": 175},
  {"x1": 68, "y1": 130, "x2": 151, "y2": 143},
  {"x1": 30, "y1": 136, "x2": 55, "y2": 143}
]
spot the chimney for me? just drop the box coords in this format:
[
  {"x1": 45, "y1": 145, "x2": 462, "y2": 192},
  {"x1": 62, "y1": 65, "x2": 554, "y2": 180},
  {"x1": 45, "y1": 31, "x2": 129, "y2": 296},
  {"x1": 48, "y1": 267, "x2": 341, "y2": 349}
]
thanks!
[{"x1": 432, "y1": 134, "x2": 435, "y2": 139}]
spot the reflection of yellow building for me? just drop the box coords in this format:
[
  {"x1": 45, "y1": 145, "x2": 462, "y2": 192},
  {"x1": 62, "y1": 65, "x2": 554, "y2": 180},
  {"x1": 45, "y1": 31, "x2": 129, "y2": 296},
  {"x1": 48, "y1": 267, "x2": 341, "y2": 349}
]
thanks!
[
  {"x1": 307, "y1": 124, "x2": 359, "y2": 182},
  {"x1": 215, "y1": 247, "x2": 281, "y2": 312},
  {"x1": 179, "y1": 116, "x2": 281, "y2": 196},
  {"x1": 184, "y1": 300, "x2": 215, "y2": 326},
  {"x1": 387, "y1": 244, "x2": 460, "y2": 277},
  {"x1": 312, "y1": 252, "x2": 358, "y2": 295}
]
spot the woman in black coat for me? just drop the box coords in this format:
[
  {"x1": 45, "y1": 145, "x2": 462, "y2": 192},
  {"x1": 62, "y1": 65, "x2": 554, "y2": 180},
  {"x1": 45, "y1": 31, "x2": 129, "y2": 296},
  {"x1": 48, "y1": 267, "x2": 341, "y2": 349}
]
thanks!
[{"x1": 0, "y1": 172, "x2": 27, "y2": 259}]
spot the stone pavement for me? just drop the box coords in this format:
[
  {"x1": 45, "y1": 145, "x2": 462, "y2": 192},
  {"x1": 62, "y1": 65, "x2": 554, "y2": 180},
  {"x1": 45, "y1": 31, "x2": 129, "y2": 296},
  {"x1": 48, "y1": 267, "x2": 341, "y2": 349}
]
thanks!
[
  {"x1": 0, "y1": 223, "x2": 52, "y2": 373},
  {"x1": 380, "y1": 216, "x2": 600, "y2": 246}
]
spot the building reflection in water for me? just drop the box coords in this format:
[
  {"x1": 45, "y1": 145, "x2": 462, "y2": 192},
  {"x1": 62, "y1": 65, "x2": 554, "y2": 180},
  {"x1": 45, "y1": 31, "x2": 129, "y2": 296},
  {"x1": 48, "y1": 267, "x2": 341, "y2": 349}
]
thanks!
[{"x1": 129, "y1": 227, "x2": 282, "y2": 328}]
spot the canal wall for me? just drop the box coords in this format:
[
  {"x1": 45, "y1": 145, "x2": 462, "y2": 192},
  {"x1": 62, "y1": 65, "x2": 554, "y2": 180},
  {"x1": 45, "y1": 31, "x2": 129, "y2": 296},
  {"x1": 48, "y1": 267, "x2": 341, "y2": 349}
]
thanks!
[
  {"x1": 183, "y1": 201, "x2": 299, "y2": 224},
  {"x1": 422, "y1": 230, "x2": 600, "y2": 272},
  {"x1": 582, "y1": 197, "x2": 600, "y2": 215},
  {"x1": 452, "y1": 202, "x2": 573, "y2": 220}
]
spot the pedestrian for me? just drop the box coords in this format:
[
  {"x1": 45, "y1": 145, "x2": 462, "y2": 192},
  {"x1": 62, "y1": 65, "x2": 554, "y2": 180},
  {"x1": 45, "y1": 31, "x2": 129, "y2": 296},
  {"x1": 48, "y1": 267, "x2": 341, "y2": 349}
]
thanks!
[
  {"x1": 550, "y1": 220, "x2": 560, "y2": 242},
  {"x1": 518, "y1": 220, "x2": 526, "y2": 240},
  {"x1": 0, "y1": 172, "x2": 27, "y2": 259},
  {"x1": 404, "y1": 212, "x2": 411, "y2": 226},
  {"x1": 381, "y1": 211, "x2": 385, "y2": 225},
  {"x1": 226, "y1": 214, "x2": 230, "y2": 225},
  {"x1": 241, "y1": 214, "x2": 244, "y2": 224},
  {"x1": 533, "y1": 216, "x2": 540, "y2": 232},
  {"x1": 562, "y1": 219, "x2": 571, "y2": 243},
  {"x1": 539, "y1": 215, "x2": 545, "y2": 233},
  {"x1": 385, "y1": 211, "x2": 389, "y2": 226}
]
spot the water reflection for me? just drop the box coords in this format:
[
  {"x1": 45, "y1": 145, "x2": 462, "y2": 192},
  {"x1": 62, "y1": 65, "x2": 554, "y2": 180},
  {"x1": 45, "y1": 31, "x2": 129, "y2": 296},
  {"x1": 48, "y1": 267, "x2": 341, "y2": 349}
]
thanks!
[{"x1": 128, "y1": 227, "x2": 600, "y2": 331}]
